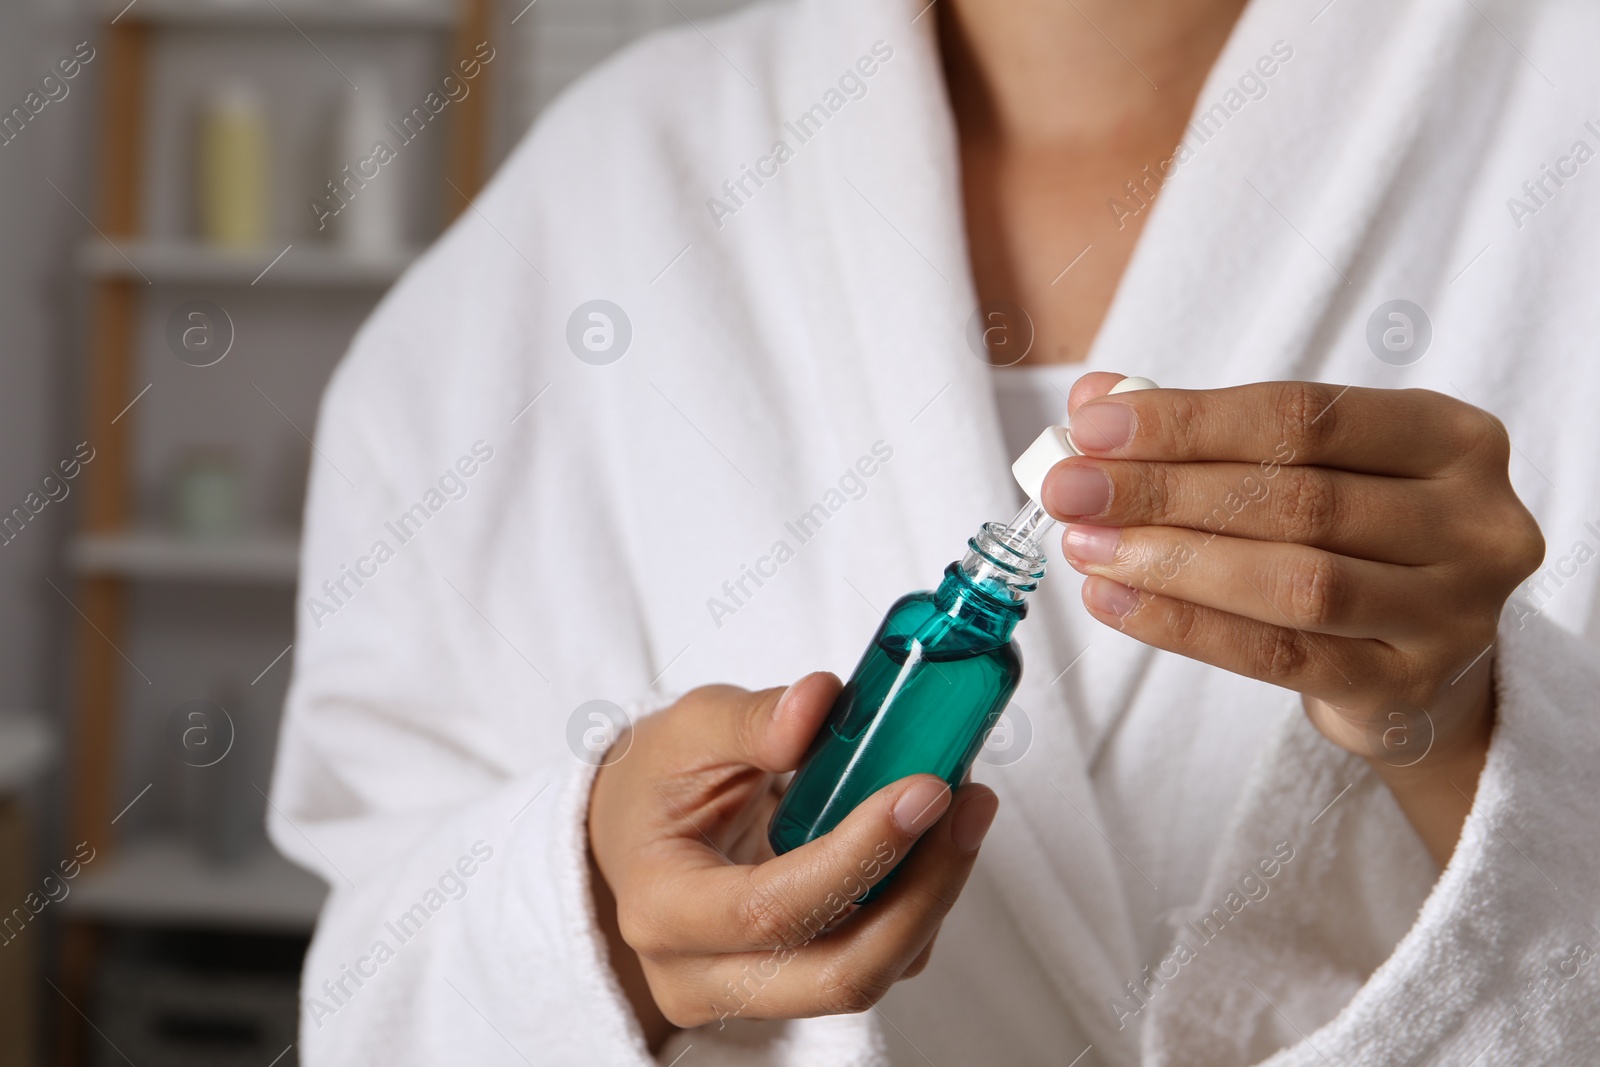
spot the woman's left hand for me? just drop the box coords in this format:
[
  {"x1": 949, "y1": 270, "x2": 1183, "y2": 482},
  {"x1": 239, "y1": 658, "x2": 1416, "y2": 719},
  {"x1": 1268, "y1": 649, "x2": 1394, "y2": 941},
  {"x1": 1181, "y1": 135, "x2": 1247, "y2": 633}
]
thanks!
[{"x1": 1040, "y1": 374, "x2": 1545, "y2": 859}]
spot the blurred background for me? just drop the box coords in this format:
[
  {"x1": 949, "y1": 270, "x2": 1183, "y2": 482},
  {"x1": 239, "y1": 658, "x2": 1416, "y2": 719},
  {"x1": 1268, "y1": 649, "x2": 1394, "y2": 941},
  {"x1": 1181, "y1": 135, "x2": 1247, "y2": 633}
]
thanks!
[{"x1": 0, "y1": 0, "x2": 742, "y2": 1063}]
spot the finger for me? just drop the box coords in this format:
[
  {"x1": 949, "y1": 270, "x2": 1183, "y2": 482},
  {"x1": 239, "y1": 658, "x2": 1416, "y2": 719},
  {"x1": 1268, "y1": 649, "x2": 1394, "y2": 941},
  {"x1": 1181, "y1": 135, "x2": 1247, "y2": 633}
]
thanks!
[
  {"x1": 1042, "y1": 457, "x2": 1450, "y2": 565},
  {"x1": 673, "y1": 786, "x2": 993, "y2": 1023},
  {"x1": 633, "y1": 774, "x2": 954, "y2": 955},
  {"x1": 1078, "y1": 576, "x2": 1401, "y2": 706},
  {"x1": 666, "y1": 673, "x2": 842, "y2": 773},
  {"x1": 712, "y1": 785, "x2": 997, "y2": 1019},
  {"x1": 1062, "y1": 524, "x2": 1436, "y2": 640},
  {"x1": 1067, "y1": 371, "x2": 1127, "y2": 414},
  {"x1": 901, "y1": 920, "x2": 943, "y2": 978},
  {"x1": 724, "y1": 785, "x2": 782, "y2": 862},
  {"x1": 1067, "y1": 381, "x2": 1485, "y2": 477}
]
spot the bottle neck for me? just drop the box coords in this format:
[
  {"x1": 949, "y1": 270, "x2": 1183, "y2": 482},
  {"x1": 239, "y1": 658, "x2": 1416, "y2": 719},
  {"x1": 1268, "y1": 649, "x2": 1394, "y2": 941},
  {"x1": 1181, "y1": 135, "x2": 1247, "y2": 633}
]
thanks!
[{"x1": 932, "y1": 522, "x2": 1046, "y2": 642}]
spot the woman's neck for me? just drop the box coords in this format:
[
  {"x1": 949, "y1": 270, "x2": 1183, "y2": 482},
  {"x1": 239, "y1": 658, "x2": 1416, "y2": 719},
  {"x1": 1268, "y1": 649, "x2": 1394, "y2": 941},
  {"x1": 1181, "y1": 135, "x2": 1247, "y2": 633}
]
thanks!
[
  {"x1": 939, "y1": 0, "x2": 1250, "y2": 148},
  {"x1": 938, "y1": 0, "x2": 1250, "y2": 365}
]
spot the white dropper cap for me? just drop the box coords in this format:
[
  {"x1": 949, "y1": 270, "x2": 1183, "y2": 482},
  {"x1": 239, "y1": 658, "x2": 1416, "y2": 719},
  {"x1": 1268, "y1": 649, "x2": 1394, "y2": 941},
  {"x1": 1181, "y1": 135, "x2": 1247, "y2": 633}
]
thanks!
[{"x1": 1004, "y1": 375, "x2": 1158, "y2": 543}]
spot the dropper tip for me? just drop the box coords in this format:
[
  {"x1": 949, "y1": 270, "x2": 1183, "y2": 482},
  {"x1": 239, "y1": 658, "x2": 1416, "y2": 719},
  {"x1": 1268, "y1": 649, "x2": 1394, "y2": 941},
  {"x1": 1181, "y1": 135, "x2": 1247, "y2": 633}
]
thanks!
[{"x1": 1002, "y1": 499, "x2": 1054, "y2": 549}]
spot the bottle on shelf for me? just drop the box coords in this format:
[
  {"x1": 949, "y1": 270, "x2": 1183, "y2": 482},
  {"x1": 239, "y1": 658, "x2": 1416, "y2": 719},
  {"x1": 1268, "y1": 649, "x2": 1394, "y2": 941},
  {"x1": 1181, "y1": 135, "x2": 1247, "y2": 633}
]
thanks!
[
  {"x1": 198, "y1": 81, "x2": 270, "y2": 248},
  {"x1": 330, "y1": 66, "x2": 407, "y2": 260}
]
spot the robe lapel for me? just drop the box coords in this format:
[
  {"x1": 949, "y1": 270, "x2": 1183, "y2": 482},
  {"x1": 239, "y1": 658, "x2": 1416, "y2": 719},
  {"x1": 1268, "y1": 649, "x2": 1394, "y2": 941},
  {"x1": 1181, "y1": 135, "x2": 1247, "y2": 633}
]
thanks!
[
  {"x1": 1063, "y1": 0, "x2": 1490, "y2": 1060},
  {"x1": 1044, "y1": 0, "x2": 1486, "y2": 815},
  {"x1": 780, "y1": 1, "x2": 1151, "y2": 1057},
  {"x1": 1084, "y1": 0, "x2": 1481, "y2": 391}
]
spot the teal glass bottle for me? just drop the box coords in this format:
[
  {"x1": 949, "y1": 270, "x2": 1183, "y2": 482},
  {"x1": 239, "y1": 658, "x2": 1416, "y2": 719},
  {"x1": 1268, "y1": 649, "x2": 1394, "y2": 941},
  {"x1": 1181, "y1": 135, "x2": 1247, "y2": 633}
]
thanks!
[{"x1": 767, "y1": 521, "x2": 1045, "y2": 894}]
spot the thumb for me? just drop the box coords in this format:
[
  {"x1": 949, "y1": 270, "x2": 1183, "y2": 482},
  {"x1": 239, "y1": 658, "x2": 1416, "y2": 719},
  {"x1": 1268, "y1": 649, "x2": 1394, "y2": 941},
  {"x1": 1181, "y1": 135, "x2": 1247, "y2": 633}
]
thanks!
[{"x1": 673, "y1": 672, "x2": 841, "y2": 773}]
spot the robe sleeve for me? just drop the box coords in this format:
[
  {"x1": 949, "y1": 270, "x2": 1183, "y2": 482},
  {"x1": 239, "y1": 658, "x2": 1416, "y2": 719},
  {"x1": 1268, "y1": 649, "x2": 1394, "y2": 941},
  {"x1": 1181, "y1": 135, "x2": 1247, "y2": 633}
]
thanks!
[
  {"x1": 266, "y1": 5, "x2": 892, "y2": 1058},
  {"x1": 1143, "y1": 602, "x2": 1600, "y2": 1066},
  {"x1": 1354, "y1": 604, "x2": 1600, "y2": 1064},
  {"x1": 268, "y1": 191, "x2": 886, "y2": 1067},
  {"x1": 266, "y1": 353, "x2": 666, "y2": 1065}
]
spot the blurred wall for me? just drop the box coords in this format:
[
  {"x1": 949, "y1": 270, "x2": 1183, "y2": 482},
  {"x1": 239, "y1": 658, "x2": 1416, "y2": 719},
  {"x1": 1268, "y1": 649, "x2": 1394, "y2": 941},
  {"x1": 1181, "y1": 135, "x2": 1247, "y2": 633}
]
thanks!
[
  {"x1": 0, "y1": 2, "x2": 93, "y2": 737},
  {"x1": 0, "y1": 8, "x2": 93, "y2": 1057}
]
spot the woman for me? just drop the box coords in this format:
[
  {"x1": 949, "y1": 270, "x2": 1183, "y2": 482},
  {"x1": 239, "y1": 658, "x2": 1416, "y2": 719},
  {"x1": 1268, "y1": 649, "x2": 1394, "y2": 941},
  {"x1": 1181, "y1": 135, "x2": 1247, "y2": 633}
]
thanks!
[{"x1": 270, "y1": 0, "x2": 1600, "y2": 1063}]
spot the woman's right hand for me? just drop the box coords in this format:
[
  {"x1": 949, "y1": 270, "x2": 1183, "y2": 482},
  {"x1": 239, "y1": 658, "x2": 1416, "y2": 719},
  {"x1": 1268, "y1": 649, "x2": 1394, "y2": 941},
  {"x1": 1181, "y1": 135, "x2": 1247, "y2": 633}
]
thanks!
[{"x1": 587, "y1": 673, "x2": 999, "y2": 1048}]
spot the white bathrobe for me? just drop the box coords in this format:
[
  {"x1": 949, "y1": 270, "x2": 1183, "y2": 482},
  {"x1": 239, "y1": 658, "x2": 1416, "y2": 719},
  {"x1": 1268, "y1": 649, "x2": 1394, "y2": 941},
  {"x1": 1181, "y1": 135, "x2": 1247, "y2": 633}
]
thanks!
[{"x1": 269, "y1": 0, "x2": 1600, "y2": 1063}]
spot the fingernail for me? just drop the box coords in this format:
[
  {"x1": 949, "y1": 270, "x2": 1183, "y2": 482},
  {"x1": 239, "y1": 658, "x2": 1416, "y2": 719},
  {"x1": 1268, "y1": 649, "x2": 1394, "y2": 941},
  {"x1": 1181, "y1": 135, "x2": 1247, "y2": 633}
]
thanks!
[
  {"x1": 1044, "y1": 466, "x2": 1112, "y2": 518},
  {"x1": 1069, "y1": 402, "x2": 1135, "y2": 453},
  {"x1": 1085, "y1": 577, "x2": 1140, "y2": 617},
  {"x1": 1063, "y1": 524, "x2": 1119, "y2": 565},
  {"x1": 951, "y1": 791, "x2": 999, "y2": 853},
  {"x1": 892, "y1": 779, "x2": 952, "y2": 837}
]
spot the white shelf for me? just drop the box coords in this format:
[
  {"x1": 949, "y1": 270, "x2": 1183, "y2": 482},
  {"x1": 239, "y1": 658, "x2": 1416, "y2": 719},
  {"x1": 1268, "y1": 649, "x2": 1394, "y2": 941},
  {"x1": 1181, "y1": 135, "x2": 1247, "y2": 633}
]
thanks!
[
  {"x1": 110, "y1": 0, "x2": 456, "y2": 30},
  {"x1": 64, "y1": 835, "x2": 327, "y2": 932},
  {"x1": 69, "y1": 530, "x2": 300, "y2": 584},
  {"x1": 79, "y1": 239, "x2": 421, "y2": 288}
]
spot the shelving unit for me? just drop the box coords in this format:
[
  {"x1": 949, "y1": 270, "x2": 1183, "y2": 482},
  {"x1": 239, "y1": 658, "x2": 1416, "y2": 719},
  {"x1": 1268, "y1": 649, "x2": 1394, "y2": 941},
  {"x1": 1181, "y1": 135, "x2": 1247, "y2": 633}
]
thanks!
[{"x1": 59, "y1": 2, "x2": 493, "y2": 1062}]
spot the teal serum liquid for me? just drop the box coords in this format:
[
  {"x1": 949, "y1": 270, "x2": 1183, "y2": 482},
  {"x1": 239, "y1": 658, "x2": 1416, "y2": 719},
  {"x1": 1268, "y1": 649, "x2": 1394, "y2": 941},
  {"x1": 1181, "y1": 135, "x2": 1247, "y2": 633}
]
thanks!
[{"x1": 767, "y1": 522, "x2": 1045, "y2": 898}]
